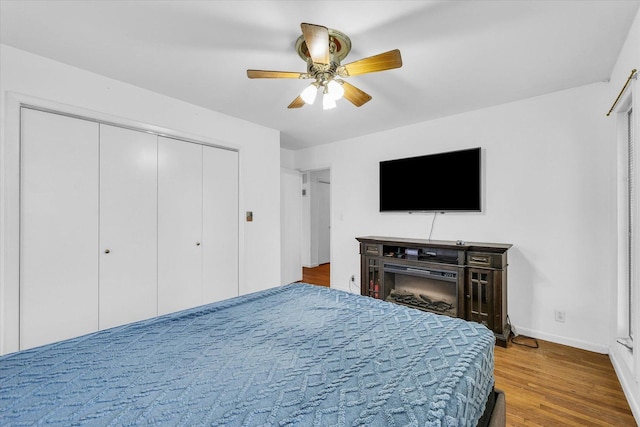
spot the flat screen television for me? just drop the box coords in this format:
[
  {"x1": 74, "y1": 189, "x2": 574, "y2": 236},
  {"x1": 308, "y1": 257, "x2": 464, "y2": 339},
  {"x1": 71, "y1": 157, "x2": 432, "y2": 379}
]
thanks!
[{"x1": 379, "y1": 147, "x2": 481, "y2": 212}]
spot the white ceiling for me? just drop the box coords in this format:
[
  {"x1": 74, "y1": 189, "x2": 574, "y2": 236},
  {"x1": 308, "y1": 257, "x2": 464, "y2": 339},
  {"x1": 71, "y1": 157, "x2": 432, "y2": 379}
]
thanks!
[{"x1": 1, "y1": 1, "x2": 638, "y2": 150}]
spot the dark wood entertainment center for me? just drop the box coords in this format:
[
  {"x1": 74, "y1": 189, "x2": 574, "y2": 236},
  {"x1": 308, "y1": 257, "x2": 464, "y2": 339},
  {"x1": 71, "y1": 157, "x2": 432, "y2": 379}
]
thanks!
[{"x1": 356, "y1": 236, "x2": 512, "y2": 347}]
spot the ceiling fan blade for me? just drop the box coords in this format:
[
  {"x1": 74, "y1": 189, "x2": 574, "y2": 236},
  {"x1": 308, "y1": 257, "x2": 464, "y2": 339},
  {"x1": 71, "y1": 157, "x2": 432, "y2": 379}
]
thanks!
[
  {"x1": 342, "y1": 49, "x2": 402, "y2": 76},
  {"x1": 288, "y1": 96, "x2": 305, "y2": 109},
  {"x1": 247, "y1": 70, "x2": 305, "y2": 79},
  {"x1": 342, "y1": 82, "x2": 372, "y2": 107},
  {"x1": 301, "y1": 23, "x2": 330, "y2": 64}
]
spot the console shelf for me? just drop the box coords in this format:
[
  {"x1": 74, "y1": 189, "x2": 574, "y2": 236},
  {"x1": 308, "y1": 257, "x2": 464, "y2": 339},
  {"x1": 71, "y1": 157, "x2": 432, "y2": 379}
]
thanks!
[{"x1": 356, "y1": 236, "x2": 512, "y2": 347}]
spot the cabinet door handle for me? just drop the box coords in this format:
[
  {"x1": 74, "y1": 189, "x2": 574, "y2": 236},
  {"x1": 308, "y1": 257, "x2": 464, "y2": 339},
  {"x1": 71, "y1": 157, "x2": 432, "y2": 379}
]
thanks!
[
  {"x1": 104, "y1": 249, "x2": 110, "y2": 254},
  {"x1": 196, "y1": 242, "x2": 201, "y2": 246},
  {"x1": 471, "y1": 257, "x2": 488, "y2": 263}
]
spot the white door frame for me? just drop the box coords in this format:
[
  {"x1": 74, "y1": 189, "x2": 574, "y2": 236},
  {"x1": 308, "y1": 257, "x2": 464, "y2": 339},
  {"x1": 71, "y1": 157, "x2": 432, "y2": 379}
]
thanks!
[{"x1": 300, "y1": 167, "x2": 332, "y2": 281}]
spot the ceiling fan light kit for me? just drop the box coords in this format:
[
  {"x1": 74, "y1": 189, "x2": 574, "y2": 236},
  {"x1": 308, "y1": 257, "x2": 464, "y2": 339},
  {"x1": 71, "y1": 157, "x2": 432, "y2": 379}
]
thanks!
[
  {"x1": 322, "y1": 86, "x2": 337, "y2": 110},
  {"x1": 327, "y1": 80, "x2": 344, "y2": 100},
  {"x1": 300, "y1": 83, "x2": 319, "y2": 105},
  {"x1": 247, "y1": 23, "x2": 402, "y2": 110}
]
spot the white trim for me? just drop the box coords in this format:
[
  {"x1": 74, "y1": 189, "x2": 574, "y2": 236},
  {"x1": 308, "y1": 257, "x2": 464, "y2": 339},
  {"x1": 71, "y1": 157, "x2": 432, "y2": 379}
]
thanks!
[
  {"x1": 280, "y1": 167, "x2": 303, "y2": 285},
  {"x1": 610, "y1": 72, "x2": 640, "y2": 422},
  {"x1": 299, "y1": 164, "x2": 334, "y2": 286},
  {"x1": 633, "y1": 81, "x2": 640, "y2": 382},
  {"x1": 613, "y1": 76, "x2": 640, "y2": 381},
  {"x1": 1, "y1": 93, "x2": 22, "y2": 354},
  {"x1": 12, "y1": 93, "x2": 240, "y2": 152},
  {"x1": 610, "y1": 344, "x2": 640, "y2": 424},
  {"x1": 615, "y1": 97, "x2": 632, "y2": 341},
  {"x1": 0, "y1": 91, "x2": 241, "y2": 355},
  {"x1": 515, "y1": 326, "x2": 609, "y2": 354}
]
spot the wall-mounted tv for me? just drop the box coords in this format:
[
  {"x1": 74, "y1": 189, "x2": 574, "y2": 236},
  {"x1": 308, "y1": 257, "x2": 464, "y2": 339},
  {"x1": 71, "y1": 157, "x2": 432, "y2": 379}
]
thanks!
[{"x1": 379, "y1": 147, "x2": 481, "y2": 212}]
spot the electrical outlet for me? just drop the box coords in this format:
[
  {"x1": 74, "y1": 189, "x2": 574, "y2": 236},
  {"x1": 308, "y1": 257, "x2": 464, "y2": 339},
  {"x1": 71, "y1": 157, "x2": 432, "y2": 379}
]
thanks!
[{"x1": 555, "y1": 310, "x2": 566, "y2": 323}]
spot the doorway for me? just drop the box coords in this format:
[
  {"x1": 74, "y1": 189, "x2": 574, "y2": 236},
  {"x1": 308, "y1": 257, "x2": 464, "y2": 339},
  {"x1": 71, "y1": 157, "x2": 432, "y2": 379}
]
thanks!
[
  {"x1": 302, "y1": 168, "x2": 331, "y2": 287},
  {"x1": 316, "y1": 172, "x2": 330, "y2": 265}
]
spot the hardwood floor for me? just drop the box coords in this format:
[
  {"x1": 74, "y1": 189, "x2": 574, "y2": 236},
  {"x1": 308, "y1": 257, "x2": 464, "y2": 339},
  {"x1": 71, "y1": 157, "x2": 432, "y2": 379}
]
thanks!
[
  {"x1": 299, "y1": 264, "x2": 635, "y2": 425},
  {"x1": 302, "y1": 263, "x2": 330, "y2": 287},
  {"x1": 494, "y1": 338, "x2": 635, "y2": 426}
]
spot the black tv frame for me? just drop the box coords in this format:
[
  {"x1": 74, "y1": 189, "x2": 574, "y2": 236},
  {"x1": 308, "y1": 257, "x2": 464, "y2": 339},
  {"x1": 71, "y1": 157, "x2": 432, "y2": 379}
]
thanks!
[{"x1": 379, "y1": 147, "x2": 481, "y2": 213}]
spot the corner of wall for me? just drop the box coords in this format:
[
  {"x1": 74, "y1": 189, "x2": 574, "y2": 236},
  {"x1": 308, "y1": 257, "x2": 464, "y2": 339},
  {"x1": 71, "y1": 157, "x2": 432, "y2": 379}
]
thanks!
[{"x1": 610, "y1": 345, "x2": 640, "y2": 424}]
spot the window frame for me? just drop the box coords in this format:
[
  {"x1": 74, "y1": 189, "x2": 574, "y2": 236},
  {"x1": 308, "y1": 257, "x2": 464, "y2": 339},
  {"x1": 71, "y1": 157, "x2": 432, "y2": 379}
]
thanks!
[{"x1": 614, "y1": 76, "x2": 639, "y2": 382}]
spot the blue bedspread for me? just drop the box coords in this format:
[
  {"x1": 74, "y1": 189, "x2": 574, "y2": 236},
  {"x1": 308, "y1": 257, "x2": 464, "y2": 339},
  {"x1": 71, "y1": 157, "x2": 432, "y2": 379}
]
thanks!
[{"x1": 1, "y1": 284, "x2": 495, "y2": 426}]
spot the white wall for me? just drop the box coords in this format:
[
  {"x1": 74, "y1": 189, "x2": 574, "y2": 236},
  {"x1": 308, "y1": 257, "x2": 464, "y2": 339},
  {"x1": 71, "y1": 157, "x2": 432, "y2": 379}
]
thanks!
[
  {"x1": 309, "y1": 169, "x2": 331, "y2": 266},
  {"x1": 280, "y1": 168, "x2": 302, "y2": 284},
  {"x1": 281, "y1": 148, "x2": 296, "y2": 170},
  {"x1": 0, "y1": 44, "x2": 281, "y2": 354},
  {"x1": 294, "y1": 82, "x2": 615, "y2": 353},
  {"x1": 608, "y1": 8, "x2": 640, "y2": 422}
]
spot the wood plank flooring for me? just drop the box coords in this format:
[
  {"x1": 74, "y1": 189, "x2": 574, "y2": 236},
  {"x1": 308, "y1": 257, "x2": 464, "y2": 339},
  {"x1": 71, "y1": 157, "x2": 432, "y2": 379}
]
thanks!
[
  {"x1": 302, "y1": 263, "x2": 330, "y2": 287},
  {"x1": 495, "y1": 338, "x2": 635, "y2": 426},
  {"x1": 300, "y1": 264, "x2": 636, "y2": 426}
]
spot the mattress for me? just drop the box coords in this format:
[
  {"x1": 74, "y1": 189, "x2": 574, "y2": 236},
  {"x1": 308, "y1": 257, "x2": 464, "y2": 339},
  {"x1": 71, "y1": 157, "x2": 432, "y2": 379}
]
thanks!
[{"x1": 0, "y1": 283, "x2": 495, "y2": 426}]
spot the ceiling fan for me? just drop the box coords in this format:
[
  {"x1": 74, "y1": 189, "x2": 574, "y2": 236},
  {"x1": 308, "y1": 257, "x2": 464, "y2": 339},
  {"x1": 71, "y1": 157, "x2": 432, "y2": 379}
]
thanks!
[{"x1": 247, "y1": 23, "x2": 402, "y2": 110}]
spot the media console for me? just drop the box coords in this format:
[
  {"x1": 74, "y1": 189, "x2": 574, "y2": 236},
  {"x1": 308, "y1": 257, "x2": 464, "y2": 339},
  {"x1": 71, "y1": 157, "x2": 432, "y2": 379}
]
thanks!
[{"x1": 356, "y1": 236, "x2": 512, "y2": 347}]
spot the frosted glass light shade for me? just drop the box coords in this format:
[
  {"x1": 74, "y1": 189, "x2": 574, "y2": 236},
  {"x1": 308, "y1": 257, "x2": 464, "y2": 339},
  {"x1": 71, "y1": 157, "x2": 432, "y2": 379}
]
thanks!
[
  {"x1": 323, "y1": 93, "x2": 336, "y2": 110},
  {"x1": 300, "y1": 84, "x2": 318, "y2": 104},
  {"x1": 327, "y1": 80, "x2": 344, "y2": 100}
]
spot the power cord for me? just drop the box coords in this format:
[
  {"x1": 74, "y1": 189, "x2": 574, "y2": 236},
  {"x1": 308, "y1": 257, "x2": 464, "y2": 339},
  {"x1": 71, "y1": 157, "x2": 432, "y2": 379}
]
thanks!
[
  {"x1": 348, "y1": 276, "x2": 358, "y2": 293},
  {"x1": 428, "y1": 212, "x2": 438, "y2": 241},
  {"x1": 511, "y1": 335, "x2": 539, "y2": 348},
  {"x1": 507, "y1": 315, "x2": 539, "y2": 348}
]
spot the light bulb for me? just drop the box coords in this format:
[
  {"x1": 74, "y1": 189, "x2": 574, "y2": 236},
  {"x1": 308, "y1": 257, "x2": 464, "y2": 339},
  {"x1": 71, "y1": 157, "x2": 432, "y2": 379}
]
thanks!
[
  {"x1": 300, "y1": 84, "x2": 318, "y2": 105},
  {"x1": 323, "y1": 92, "x2": 336, "y2": 110},
  {"x1": 327, "y1": 80, "x2": 344, "y2": 100}
]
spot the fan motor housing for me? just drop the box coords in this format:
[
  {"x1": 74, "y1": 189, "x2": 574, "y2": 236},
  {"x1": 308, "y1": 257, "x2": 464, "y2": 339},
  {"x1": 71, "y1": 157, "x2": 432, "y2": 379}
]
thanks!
[{"x1": 295, "y1": 28, "x2": 352, "y2": 64}]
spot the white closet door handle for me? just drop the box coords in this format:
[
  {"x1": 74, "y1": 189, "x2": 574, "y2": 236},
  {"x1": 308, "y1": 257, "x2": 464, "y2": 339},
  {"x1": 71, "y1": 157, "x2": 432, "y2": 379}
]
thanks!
[
  {"x1": 104, "y1": 249, "x2": 111, "y2": 254},
  {"x1": 196, "y1": 242, "x2": 201, "y2": 246}
]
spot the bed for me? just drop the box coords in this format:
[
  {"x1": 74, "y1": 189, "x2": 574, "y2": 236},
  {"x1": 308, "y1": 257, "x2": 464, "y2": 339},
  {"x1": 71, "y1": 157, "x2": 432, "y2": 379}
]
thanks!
[{"x1": 0, "y1": 283, "x2": 502, "y2": 426}]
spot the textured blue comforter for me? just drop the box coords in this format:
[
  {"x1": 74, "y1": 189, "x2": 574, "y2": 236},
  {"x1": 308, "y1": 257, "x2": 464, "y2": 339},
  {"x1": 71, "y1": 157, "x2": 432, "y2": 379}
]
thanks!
[{"x1": 1, "y1": 284, "x2": 495, "y2": 426}]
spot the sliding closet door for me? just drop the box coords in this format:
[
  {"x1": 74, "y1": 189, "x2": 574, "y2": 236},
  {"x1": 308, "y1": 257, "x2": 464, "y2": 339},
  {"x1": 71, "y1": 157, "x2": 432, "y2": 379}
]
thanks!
[
  {"x1": 202, "y1": 146, "x2": 239, "y2": 303},
  {"x1": 99, "y1": 125, "x2": 158, "y2": 329},
  {"x1": 20, "y1": 109, "x2": 99, "y2": 350},
  {"x1": 158, "y1": 137, "x2": 203, "y2": 315}
]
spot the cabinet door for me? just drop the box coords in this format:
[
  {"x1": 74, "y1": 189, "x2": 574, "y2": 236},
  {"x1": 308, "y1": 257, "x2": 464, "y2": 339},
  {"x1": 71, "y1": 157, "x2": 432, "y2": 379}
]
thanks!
[
  {"x1": 99, "y1": 125, "x2": 158, "y2": 329},
  {"x1": 363, "y1": 257, "x2": 381, "y2": 299},
  {"x1": 20, "y1": 109, "x2": 99, "y2": 350},
  {"x1": 158, "y1": 137, "x2": 203, "y2": 314},
  {"x1": 202, "y1": 146, "x2": 239, "y2": 304},
  {"x1": 466, "y1": 268, "x2": 494, "y2": 329}
]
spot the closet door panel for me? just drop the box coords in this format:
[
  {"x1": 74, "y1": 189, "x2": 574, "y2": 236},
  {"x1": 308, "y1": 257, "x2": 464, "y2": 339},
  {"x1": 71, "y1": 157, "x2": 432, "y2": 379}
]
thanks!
[
  {"x1": 202, "y1": 147, "x2": 239, "y2": 304},
  {"x1": 158, "y1": 137, "x2": 203, "y2": 315},
  {"x1": 20, "y1": 109, "x2": 99, "y2": 350},
  {"x1": 99, "y1": 125, "x2": 158, "y2": 329}
]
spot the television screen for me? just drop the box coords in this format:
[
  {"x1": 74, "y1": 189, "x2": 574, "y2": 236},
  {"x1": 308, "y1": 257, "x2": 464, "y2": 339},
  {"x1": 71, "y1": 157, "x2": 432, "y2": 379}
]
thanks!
[{"x1": 379, "y1": 147, "x2": 481, "y2": 212}]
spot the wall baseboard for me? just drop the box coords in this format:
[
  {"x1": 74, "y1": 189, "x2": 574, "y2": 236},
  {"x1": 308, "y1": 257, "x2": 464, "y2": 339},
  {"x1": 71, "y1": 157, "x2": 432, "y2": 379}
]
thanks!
[
  {"x1": 513, "y1": 326, "x2": 609, "y2": 354},
  {"x1": 609, "y1": 345, "x2": 640, "y2": 424}
]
